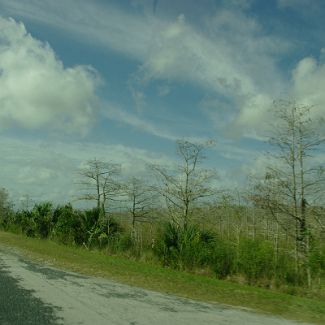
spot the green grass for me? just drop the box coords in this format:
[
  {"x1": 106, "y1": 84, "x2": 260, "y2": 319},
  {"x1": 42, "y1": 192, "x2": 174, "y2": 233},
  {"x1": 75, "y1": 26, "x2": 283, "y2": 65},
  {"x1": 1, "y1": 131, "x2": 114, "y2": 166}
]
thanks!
[{"x1": 0, "y1": 231, "x2": 324, "y2": 324}]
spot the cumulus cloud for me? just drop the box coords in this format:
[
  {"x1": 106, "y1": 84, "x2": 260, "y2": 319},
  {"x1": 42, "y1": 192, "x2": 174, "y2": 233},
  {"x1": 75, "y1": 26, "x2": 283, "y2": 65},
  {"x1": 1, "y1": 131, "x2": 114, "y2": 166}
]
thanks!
[
  {"x1": 0, "y1": 1, "x2": 305, "y2": 140},
  {"x1": 0, "y1": 16, "x2": 100, "y2": 134},
  {"x1": 230, "y1": 94, "x2": 274, "y2": 138},
  {"x1": 293, "y1": 56, "x2": 325, "y2": 103},
  {"x1": 231, "y1": 53, "x2": 325, "y2": 138},
  {"x1": 291, "y1": 55, "x2": 325, "y2": 123},
  {"x1": 0, "y1": 3, "x2": 287, "y2": 102}
]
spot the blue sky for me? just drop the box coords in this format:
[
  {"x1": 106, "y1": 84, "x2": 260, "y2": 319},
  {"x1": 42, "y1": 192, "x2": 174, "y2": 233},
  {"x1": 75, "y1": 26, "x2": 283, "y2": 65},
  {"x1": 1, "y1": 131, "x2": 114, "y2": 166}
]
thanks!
[{"x1": 1, "y1": 0, "x2": 325, "y2": 207}]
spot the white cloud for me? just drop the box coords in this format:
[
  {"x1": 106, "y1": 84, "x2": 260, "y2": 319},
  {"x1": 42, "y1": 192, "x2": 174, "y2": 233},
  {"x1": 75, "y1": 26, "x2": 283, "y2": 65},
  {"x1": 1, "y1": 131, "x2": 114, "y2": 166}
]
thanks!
[
  {"x1": 135, "y1": 9, "x2": 289, "y2": 138},
  {"x1": 231, "y1": 94, "x2": 274, "y2": 138},
  {"x1": 0, "y1": 136, "x2": 175, "y2": 206},
  {"x1": 4, "y1": 0, "x2": 319, "y2": 142},
  {"x1": 104, "y1": 103, "x2": 260, "y2": 164},
  {"x1": 103, "y1": 104, "x2": 178, "y2": 141},
  {"x1": 292, "y1": 55, "x2": 325, "y2": 123},
  {"x1": 0, "y1": 0, "x2": 153, "y2": 60},
  {"x1": 231, "y1": 53, "x2": 325, "y2": 139},
  {"x1": 0, "y1": 2, "x2": 288, "y2": 116},
  {"x1": 103, "y1": 103, "x2": 222, "y2": 145},
  {"x1": 0, "y1": 135, "x2": 260, "y2": 208},
  {"x1": 0, "y1": 16, "x2": 100, "y2": 134},
  {"x1": 141, "y1": 13, "x2": 257, "y2": 96}
]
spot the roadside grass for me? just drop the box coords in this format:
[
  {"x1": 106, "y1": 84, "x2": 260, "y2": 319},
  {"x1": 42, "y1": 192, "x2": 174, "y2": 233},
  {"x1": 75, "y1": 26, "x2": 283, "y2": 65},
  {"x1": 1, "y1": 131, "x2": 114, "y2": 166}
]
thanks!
[{"x1": 0, "y1": 231, "x2": 324, "y2": 324}]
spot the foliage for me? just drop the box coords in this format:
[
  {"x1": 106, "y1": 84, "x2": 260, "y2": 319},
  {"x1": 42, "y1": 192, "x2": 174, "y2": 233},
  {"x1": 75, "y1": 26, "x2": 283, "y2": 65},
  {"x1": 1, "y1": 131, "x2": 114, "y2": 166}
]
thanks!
[
  {"x1": 154, "y1": 222, "x2": 236, "y2": 277},
  {"x1": 238, "y1": 239, "x2": 275, "y2": 284},
  {"x1": 52, "y1": 204, "x2": 86, "y2": 245},
  {"x1": 0, "y1": 188, "x2": 13, "y2": 230},
  {"x1": 33, "y1": 202, "x2": 54, "y2": 239},
  {"x1": 210, "y1": 239, "x2": 236, "y2": 279},
  {"x1": 154, "y1": 222, "x2": 204, "y2": 270},
  {"x1": 309, "y1": 241, "x2": 325, "y2": 277},
  {"x1": 2, "y1": 231, "x2": 325, "y2": 325},
  {"x1": 1, "y1": 121, "x2": 325, "y2": 294},
  {"x1": 15, "y1": 210, "x2": 37, "y2": 237}
]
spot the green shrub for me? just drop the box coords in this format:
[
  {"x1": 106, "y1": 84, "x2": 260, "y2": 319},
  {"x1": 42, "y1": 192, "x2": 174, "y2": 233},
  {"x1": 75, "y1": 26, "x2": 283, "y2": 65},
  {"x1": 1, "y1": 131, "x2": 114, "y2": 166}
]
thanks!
[
  {"x1": 154, "y1": 222, "x2": 218, "y2": 271},
  {"x1": 309, "y1": 242, "x2": 325, "y2": 278},
  {"x1": 85, "y1": 213, "x2": 124, "y2": 249},
  {"x1": 211, "y1": 240, "x2": 236, "y2": 279},
  {"x1": 33, "y1": 202, "x2": 54, "y2": 238},
  {"x1": 15, "y1": 210, "x2": 37, "y2": 237},
  {"x1": 238, "y1": 239, "x2": 275, "y2": 284},
  {"x1": 52, "y1": 204, "x2": 86, "y2": 245},
  {"x1": 271, "y1": 252, "x2": 301, "y2": 287}
]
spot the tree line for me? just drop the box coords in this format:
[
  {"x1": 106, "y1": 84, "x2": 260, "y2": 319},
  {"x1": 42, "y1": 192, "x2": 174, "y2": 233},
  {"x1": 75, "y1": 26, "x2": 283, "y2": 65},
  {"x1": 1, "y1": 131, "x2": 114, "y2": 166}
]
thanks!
[{"x1": 0, "y1": 100, "x2": 325, "y2": 294}]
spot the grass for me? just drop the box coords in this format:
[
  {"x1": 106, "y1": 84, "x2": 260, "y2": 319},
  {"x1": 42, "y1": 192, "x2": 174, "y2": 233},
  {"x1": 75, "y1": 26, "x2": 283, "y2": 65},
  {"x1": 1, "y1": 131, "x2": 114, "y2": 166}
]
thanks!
[{"x1": 0, "y1": 230, "x2": 324, "y2": 324}]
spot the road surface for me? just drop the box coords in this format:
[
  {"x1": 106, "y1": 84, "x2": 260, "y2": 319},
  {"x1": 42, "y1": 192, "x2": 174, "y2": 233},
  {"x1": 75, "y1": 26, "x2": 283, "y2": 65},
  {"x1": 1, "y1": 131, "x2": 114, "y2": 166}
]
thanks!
[{"x1": 0, "y1": 246, "x2": 311, "y2": 325}]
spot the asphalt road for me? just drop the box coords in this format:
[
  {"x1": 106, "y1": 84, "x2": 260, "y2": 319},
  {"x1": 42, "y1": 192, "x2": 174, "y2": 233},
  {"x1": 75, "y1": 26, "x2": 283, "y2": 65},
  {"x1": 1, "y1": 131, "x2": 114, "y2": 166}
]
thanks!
[{"x1": 0, "y1": 247, "x2": 312, "y2": 325}]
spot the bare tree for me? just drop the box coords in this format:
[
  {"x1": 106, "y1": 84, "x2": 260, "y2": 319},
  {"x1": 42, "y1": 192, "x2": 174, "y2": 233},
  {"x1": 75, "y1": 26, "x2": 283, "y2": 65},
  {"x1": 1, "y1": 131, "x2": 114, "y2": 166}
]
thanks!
[
  {"x1": 126, "y1": 177, "x2": 156, "y2": 232},
  {"x1": 251, "y1": 100, "x2": 325, "y2": 286},
  {"x1": 151, "y1": 139, "x2": 216, "y2": 229},
  {"x1": 78, "y1": 159, "x2": 121, "y2": 235}
]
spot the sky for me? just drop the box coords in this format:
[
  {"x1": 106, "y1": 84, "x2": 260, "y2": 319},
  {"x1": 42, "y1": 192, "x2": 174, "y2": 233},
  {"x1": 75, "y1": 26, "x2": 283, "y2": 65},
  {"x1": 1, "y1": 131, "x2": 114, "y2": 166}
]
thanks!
[{"x1": 1, "y1": 0, "x2": 325, "y2": 208}]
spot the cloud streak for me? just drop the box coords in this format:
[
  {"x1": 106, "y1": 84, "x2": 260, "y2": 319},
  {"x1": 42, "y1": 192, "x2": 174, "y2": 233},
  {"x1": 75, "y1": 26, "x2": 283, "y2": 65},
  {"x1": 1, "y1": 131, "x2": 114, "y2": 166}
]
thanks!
[
  {"x1": 2, "y1": 1, "x2": 324, "y2": 141},
  {"x1": 0, "y1": 0, "x2": 291, "y2": 137}
]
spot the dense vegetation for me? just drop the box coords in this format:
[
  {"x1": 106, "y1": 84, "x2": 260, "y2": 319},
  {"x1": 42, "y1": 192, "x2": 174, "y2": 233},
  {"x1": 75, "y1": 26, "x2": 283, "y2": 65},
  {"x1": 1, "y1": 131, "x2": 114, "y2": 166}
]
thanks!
[
  {"x1": 0, "y1": 193, "x2": 324, "y2": 296},
  {"x1": 0, "y1": 100, "x2": 325, "y2": 298}
]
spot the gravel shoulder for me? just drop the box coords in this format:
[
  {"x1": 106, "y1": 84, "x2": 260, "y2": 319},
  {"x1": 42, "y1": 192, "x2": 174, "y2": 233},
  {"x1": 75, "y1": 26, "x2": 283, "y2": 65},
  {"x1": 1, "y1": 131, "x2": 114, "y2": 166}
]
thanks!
[{"x1": 0, "y1": 246, "x2": 312, "y2": 325}]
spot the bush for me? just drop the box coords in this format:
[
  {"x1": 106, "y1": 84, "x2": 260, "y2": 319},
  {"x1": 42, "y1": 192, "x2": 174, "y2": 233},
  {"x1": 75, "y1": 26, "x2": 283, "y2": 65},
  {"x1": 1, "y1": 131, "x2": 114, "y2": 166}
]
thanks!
[
  {"x1": 210, "y1": 240, "x2": 236, "y2": 279},
  {"x1": 52, "y1": 204, "x2": 86, "y2": 245},
  {"x1": 15, "y1": 210, "x2": 37, "y2": 237},
  {"x1": 238, "y1": 239, "x2": 275, "y2": 284},
  {"x1": 309, "y1": 241, "x2": 325, "y2": 278},
  {"x1": 33, "y1": 202, "x2": 54, "y2": 238},
  {"x1": 154, "y1": 222, "x2": 219, "y2": 271},
  {"x1": 84, "y1": 212, "x2": 124, "y2": 249},
  {"x1": 111, "y1": 233, "x2": 134, "y2": 252},
  {"x1": 273, "y1": 252, "x2": 299, "y2": 286}
]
